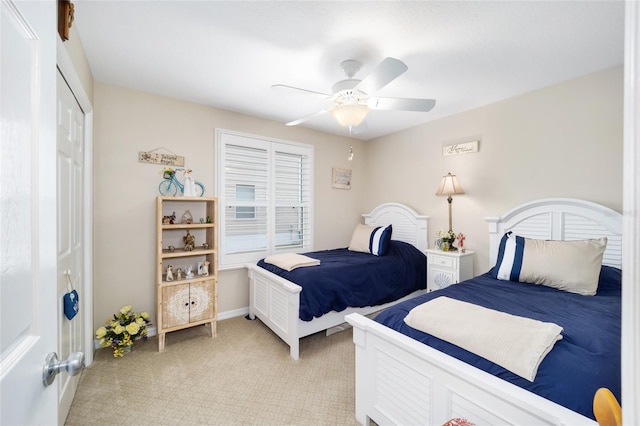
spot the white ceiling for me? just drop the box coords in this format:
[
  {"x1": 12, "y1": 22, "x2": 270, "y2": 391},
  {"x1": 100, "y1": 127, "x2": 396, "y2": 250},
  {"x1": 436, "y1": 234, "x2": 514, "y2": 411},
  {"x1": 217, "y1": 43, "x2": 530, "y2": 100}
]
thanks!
[{"x1": 73, "y1": 1, "x2": 625, "y2": 141}]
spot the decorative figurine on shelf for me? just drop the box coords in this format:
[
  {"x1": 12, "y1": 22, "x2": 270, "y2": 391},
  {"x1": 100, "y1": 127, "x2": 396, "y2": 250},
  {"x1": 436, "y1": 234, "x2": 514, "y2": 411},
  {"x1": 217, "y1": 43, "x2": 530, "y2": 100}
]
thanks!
[
  {"x1": 176, "y1": 268, "x2": 183, "y2": 280},
  {"x1": 200, "y1": 260, "x2": 210, "y2": 276},
  {"x1": 166, "y1": 265, "x2": 174, "y2": 281},
  {"x1": 163, "y1": 211, "x2": 177, "y2": 224},
  {"x1": 181, "y1": 209, "x2": 193, "y2": 224},
  {"x1": 183, "y1": 230, "x2": 195, "y2": 251},
  {"x1": 457, "y1": 233, "x2": 466, "y2": 253},
  {"x1": 206, "y1": 215, "x2": 212, "y2": 223},
  {"x1": 202, "y1": 243, "x2": 209, "y2": 249},
  {"x1": 185, "y1": 265, "x2": 194, "y2": 279},
  {"x1": 168, "y1": 245, "x2": 175, "y2": 253},
  {"x1": 183, "y1": 169, "x2": 197, "y2": 197}
]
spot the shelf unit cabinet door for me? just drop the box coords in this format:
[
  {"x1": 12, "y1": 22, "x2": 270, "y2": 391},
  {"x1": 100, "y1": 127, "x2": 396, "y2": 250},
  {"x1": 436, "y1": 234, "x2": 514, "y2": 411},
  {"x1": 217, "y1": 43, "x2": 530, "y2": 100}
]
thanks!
[
  {"x1": 189, "y1": 280, "x2": 215, "y2": 323},
  {"x1": 162, "y1": 283, "x2": 191, "y2": 329}
]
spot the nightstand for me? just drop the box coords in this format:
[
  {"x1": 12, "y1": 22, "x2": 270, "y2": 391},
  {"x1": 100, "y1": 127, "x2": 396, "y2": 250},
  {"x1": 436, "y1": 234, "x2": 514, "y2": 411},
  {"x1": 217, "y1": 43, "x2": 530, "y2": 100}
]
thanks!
[{"x1": 425, "y1": 249, "x2": 474, "y2": 291}]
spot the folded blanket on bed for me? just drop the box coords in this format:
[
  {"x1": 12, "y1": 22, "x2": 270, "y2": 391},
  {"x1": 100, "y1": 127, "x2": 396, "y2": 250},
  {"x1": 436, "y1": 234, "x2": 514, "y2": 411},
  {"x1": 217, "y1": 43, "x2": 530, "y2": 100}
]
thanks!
[
  {"x1": 403, "y1": 296, "x2": 563, "y2": 381},
  {"x1": 263, "y1": 253, "x2": 320, "y2": 272}
]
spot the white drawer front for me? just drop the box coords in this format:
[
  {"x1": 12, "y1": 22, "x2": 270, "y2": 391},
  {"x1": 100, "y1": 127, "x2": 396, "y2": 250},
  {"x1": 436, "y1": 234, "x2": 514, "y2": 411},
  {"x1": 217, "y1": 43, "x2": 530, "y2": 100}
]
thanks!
[{"x1": 429, "y1": 255, "x2": 457, "y2": 269}]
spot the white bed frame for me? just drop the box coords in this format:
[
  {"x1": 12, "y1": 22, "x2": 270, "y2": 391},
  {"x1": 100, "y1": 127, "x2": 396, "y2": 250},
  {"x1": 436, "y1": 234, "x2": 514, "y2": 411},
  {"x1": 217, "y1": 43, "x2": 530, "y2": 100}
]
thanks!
[
  {"x1": 247, "y1": 202, "x2": 428, "y2": 360},
  {"x1": 346, "y1": 198, "x2": 622, "y2": 426}
]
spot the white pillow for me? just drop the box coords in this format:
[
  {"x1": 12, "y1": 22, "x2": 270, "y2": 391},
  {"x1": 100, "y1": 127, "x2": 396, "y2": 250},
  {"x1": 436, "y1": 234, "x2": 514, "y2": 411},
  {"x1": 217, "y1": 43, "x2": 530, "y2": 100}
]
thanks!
[
  {"x1": 492, "y1": 232, "x2": 607, "y2": 295},
  {"x1": 348, "y1": 224, "x2": 393, "y2": 256}
]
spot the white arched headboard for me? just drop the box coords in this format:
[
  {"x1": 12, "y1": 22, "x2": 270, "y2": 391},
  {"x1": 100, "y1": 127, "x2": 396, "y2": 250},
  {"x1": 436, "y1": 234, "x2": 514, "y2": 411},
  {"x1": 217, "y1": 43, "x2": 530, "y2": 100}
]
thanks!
[
  {"x1": 485, "y1": 198, "x2": 622, "y2": 269},
  {"x1": 363, "y1": 202, "x2": 428, "y2": 252}
]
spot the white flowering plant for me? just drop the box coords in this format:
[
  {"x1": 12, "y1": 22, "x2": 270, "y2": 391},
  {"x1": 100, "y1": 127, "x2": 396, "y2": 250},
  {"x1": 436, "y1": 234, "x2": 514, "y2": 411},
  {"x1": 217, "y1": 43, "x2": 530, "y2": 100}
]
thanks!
[
  {"x1": 437, "y1": 230, "x2": 457, "y2": 243},
  {"x1": 95, "y1": 305, "x2": 151, "y2": 357}
]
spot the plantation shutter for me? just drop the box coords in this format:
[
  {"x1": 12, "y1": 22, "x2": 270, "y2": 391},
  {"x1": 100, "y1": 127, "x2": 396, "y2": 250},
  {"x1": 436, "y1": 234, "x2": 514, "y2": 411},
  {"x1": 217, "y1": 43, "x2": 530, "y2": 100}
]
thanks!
[
  {"x1": 217, "y1": 130, "x2": 314, "y2": 268},
  {"x1": 223, "y1": 143, "x2": 268, "y2": 255},
  {"x1": 274, "y1": 149, "x2": 311, "y2": 250}
]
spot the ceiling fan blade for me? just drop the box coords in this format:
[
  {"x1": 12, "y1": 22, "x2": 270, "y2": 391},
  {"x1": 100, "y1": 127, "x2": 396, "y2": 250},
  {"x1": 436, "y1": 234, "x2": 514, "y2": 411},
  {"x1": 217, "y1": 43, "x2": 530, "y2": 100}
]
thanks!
[
  {"x1": 355, "y1": 57, "x2": 408, "y2": 95},
  {"x1": 272, "y1": 84, "x2": 331, "y2": 99},
  {"x1": 285, "y1": 109, "x2": 328, "y2": 126},
  {"x1": 367, "y1": 97, "x2": 436, "y2": 112}
]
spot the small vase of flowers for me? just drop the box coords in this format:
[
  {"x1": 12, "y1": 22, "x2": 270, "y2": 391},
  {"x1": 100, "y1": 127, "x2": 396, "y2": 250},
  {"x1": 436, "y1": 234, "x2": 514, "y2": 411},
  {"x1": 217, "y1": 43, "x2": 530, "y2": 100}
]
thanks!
[
  {"x1": 437, "y1": 230, "x2": 457, "y2": 251},
  {"x1": 95, "y1": 305, "x2": 151, "y2": 357}
]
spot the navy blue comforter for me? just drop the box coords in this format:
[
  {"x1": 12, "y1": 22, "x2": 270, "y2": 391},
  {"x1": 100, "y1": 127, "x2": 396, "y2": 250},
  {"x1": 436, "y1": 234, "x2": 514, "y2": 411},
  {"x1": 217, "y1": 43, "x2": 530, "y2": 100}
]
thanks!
[
  {"x1": 374, "y1": 265, "x2": 621, "y2": 420},
  {"x1": 257, "y1": 240, "x2": 427, "y2": 321}
]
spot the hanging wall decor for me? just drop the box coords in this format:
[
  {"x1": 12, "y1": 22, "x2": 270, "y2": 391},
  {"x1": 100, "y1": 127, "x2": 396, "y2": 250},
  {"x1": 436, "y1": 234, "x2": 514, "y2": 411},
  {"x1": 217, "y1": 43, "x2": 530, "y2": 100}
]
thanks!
[
  {"x1": 332, "y1": 168, "x2": 352, "y2": 190},
  {"x1": 139, "y1": 148, "x2": 185, "y2": 166},
  {"x1": 58, "y1": 0, "x2": 74, "y2": 41},
  {"x1": 442, "y1": 140, "x2": 479, "y2": 156}
]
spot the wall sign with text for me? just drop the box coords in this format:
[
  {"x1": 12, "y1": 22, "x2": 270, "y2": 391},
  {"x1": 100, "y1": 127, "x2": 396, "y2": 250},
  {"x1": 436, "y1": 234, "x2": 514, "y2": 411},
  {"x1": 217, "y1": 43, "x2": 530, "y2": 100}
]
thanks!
[
  {"x1": 442, "y1": 140, "x2": 479, "y2": 156},
  {"x1": 139, "y1": 151, "x2": 185, "y2": 166}
]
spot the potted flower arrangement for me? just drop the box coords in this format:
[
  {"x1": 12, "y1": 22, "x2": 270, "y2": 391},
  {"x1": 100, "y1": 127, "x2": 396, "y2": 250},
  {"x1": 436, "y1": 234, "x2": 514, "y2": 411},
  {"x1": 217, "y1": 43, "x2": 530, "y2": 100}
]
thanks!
[
  {"x1": 162, "y1": 168, "x2": 175, "y2": 179},
  {"x1": 437, "y1": 230, "x2": 457, "y2": 251},
  {"x1": 95, "y1": 305, "x2": 151, "y2": 357}
]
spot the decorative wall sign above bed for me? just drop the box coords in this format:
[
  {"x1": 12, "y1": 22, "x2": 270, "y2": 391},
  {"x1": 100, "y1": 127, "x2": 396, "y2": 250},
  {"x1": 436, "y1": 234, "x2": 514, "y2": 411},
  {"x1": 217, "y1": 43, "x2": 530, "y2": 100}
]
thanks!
[
  {"x1": 332, "y1": 168, "x2": 352, "y2": 190},
  {"x1": 442, "y1": 140, "x2": 479, "y2": 156}
]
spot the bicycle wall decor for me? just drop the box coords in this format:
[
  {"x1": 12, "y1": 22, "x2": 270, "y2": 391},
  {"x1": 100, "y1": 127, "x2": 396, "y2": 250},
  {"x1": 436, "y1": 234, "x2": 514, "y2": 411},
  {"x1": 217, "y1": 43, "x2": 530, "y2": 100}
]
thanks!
[{"x1": 159, "y1": 168, "x2": 205, "y2": 197}]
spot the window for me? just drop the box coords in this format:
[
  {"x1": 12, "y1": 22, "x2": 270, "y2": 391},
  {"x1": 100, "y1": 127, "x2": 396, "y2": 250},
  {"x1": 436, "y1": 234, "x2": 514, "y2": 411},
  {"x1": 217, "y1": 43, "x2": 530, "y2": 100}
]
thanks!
[
  {"x1": 235, "y1": 185, "x2": 255, "y2": 219},
  {"x1": 216, "y1": 130, "x2": 313, "y2": 268}
]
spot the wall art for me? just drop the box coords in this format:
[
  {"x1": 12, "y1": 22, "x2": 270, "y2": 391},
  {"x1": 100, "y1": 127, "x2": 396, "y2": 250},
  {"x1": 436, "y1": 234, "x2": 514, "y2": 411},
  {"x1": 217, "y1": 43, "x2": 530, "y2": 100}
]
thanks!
[
  {"x1": 332, "y1": 168, "x2": 352, "y2": 190},
  {"x1": 442, "y1": 140, "x2": 479, "y2": 156},
  {"x1": 139, "y1": 150, "x2": 185, "y2": 166}
]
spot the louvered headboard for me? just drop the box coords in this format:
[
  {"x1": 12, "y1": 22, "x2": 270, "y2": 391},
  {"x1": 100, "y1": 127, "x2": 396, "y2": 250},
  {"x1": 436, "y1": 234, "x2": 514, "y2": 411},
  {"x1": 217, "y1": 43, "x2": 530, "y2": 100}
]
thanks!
[
  {"x1": 485, "y1": 198, "x2": 622, "y2": 269},
  {"x1": 363, "y1": 203, "x2": 429, "y2": 252}
]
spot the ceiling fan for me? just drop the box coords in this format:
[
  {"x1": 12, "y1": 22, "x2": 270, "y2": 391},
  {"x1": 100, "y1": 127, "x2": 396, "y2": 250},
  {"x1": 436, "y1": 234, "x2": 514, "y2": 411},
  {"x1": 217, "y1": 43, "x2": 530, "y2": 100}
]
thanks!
[{"x1": 272, "y1": 57, "x2": 436, "y2": 131}]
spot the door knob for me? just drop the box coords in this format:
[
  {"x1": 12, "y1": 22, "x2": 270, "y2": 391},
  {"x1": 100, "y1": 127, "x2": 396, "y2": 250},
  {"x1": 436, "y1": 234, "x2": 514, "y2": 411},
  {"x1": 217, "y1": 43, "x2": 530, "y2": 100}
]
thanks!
[{"x1": 42, "y1": 351, "x2": 85, "y2": 387}]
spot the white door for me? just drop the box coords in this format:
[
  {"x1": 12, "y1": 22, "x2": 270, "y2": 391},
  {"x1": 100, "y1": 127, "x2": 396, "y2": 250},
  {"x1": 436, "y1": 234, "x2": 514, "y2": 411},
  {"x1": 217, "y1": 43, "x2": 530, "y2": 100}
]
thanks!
[
  {"x1": 56, "y1": 71, "x2": 85, "y2": 424},
  {"x1": 1, "y1": 1, "x2": 59, "y2": 424}
]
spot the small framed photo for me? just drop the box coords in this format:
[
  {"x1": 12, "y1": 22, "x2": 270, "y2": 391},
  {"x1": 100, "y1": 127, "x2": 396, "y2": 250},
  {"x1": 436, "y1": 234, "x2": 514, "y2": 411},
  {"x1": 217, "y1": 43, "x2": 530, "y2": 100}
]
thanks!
[
  {"x1": 332, "y1": 168, "x2": 352, "y2": 190},
  {"x1": 197, "y1": 261, "x2": 205, "y2": 275}
]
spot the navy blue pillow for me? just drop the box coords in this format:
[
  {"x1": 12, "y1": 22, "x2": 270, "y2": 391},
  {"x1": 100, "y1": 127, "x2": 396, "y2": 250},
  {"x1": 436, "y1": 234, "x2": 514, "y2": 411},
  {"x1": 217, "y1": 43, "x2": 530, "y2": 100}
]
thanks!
[{"x1": 369, "y1": 224, "x2": 392, "y2": 256}]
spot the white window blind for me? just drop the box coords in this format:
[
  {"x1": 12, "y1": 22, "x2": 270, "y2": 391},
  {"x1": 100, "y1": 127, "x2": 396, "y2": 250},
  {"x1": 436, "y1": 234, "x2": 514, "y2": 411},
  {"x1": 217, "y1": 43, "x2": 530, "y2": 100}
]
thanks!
[{"x1": 216, "y1": 130, "x2": 313, "y2": 268}]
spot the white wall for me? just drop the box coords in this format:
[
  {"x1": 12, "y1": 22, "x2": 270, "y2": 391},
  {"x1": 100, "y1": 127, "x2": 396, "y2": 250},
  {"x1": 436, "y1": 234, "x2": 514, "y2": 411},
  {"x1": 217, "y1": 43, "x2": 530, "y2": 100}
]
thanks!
[
  {"x1": 92, "y1": 82, "x2": 364, "y2": 327},
  {"x1": 362, "y1": 66, "x2": 623, "y2": 272}
]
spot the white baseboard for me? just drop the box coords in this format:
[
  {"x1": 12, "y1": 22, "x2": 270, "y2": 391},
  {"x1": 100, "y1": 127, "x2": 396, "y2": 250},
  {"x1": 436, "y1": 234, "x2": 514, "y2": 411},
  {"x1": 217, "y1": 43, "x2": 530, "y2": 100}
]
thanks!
[
  {"x1": 218, "y1": 307, "x2": 249, "y2": 321},
  {"x1": 93, "y1": 307, "x2": 250, "y2": 350}
]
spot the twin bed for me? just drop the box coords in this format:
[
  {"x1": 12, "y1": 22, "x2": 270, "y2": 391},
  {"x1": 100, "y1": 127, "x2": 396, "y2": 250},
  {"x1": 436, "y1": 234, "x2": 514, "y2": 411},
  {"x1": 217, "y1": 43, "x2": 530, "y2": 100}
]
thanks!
[
  {"x1": 247, "y1": 198, "x2": 621, "y2": 425},
  {"x1": 346, "y1": 198, "x2": 622, "y2": 425},
  {"x1": 246, "y1": 202, "x2": 429, "y2": 360}
]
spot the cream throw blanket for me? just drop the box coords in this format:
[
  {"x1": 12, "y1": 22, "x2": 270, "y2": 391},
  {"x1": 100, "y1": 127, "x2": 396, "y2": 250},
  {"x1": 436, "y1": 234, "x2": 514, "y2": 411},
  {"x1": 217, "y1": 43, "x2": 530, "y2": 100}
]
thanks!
[
  {"x1": 264, "y1": 253, "x2": 320, "y2": 272},
  {"x1": 403, "y1": 296, "x2": 563, "y2": 382}
]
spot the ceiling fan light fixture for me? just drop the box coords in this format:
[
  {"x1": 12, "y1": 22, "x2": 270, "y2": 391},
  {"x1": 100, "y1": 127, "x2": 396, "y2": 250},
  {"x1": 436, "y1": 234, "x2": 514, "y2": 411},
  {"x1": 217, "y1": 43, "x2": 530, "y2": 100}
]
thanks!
[{"x1": 331, "y1": 104, "x2": 370, "y2": 128}]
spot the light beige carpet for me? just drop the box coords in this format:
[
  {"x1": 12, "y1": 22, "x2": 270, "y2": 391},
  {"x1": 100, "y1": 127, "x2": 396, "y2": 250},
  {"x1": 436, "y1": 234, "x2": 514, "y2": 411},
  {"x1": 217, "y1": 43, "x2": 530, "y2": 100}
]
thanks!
[{"x1": 65, "y1": 316, "x2": 357, "y2": 426}]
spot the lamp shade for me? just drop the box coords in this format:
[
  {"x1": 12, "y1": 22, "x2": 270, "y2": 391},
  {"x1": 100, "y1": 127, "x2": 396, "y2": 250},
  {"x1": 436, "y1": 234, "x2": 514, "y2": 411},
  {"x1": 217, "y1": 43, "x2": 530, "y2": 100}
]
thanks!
[
  {"x1": 331, "y1": 104, "x2": 370, "y2": 128},
  {"x1": 435, "y1": 172, "x2": 465, "y2": 196}
]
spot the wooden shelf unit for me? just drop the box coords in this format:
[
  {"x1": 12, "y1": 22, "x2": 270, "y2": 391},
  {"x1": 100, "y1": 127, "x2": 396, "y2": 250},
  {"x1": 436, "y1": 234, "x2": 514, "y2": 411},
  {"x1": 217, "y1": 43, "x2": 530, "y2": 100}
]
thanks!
[{"x1": 156, "y1": 196, "x2": 218, "y2": 352}]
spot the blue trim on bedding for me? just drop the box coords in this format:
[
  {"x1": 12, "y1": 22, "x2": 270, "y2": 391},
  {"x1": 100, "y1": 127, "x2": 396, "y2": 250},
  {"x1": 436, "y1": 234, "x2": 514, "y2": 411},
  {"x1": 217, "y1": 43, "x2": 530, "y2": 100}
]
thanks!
[
  {"x1": 495, "y1": 232, "x2": 508, "y2": 275},
  {"x1": 374, "y1": 265, "x2": 621, "y2": 420},
  {"x1": 257, "y1": 240, "x2": 426, "y2": 321},
  {"x1": 511, "y1": 234, "x2": 525, "y2": 280}
]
